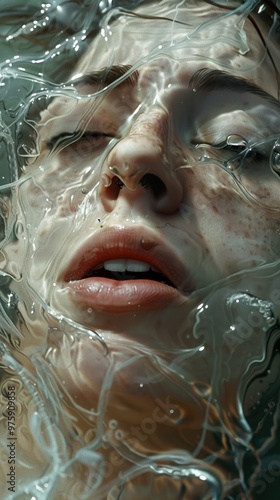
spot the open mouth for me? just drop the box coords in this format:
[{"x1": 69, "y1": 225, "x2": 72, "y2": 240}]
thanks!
[
  {"x1": 83, "y1": 259, "x2": 176, "y2": 287},
  {"x1": 63, "y1": 227, "x2": 192, "y2": 312}
]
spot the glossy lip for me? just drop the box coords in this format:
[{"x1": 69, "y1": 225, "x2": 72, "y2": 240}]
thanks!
[{"x1": 62, "y1": 227, "x2": 193, "y2": 312}]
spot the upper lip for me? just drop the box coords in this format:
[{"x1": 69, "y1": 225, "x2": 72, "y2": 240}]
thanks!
[{"x1": 63, "y1": 226, "x2": 193, "y2": 293}]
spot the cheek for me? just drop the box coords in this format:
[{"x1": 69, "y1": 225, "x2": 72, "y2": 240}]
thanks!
[
  {"x1": 18, "y1": 164, "x2": 101, "y2": 235},
  {"x1": 186, "y1": 167, "x2": 280, "y2": 269},
  {"x1": 23, "y1": 154, "x2": 102, "y2": 205}
]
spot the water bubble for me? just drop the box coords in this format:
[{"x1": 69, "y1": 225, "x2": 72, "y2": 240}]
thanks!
[
  {"x1": 7, "y1": 292, "x2": 17, "y2": 308},
  {"x1": 226, "y1": 134, "x2": 248, "y2": 149},
  {"x1": 109, "y1": 419, "x2": 118, "y2": 430},
  {"x1": 114, "y1": 429, "x2": 123, "y2": 440},
  {"x1": 226, "y1": 157, "x2": 241, "y2": 172},
  {"x1": 99, "y1": 0, "x2": 113, "y2": 14}
]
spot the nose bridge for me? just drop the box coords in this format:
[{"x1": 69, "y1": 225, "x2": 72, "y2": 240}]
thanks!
[
  {"x1": 106, "y1": 105, "x2": 170, "y2": 187},
  {"x1": 129, "y1": 105, "x2": 169, "y2": 145},
  {"x1": 99, "y1": 103, "x2": 183, "y2": 214}
]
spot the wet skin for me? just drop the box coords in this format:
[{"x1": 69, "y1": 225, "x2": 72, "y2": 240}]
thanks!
[
  {"x1": 3, "y1": 0, "x2": 280, "y2": 447},
  {"x1": 17, "y1": 6, "x2": 280, "y2": 333},
  {"x1": 1, "y1": 4, "x2": 280, "y2": 496}
]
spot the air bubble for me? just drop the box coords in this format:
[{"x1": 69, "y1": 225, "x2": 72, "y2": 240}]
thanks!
[
  {"x1": 109, "y1": 419, "x2": 118, "y2": 430},
  {"x1": 226, "y1": 157, "x2": 242, "y2": 172},
  {"x1": 226, "y1": 134, "x2": 248, "y2": 149},
  {"x1": 114, "y1": 429, "x2": 123, "y2": 440}
]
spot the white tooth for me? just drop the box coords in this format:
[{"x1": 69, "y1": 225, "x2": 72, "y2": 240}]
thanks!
[
  {"x1": 103, "y1": 259, "x2": 150, "y2": 272},
  {"x1": 126, "y1": 260, "x2": 150, "y2": 272},
  {"x1": 104, "y1": 259, "x2": 127, "y2": 272}
]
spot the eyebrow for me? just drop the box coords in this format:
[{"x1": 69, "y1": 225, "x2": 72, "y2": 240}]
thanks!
[
  {"x1": 69, "y1": 64, "x2": 139, "y2": 88},
  {"x1": 70, "y1": 64, "x2": 280, "y2": 111},
  {"x1": 189, "y1": 68, "x2": 280, "y2": 109}
]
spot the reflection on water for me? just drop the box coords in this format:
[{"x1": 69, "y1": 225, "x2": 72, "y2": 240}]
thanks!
[{"x1": 0, "y1": 1, "x2": 279, "y2": 499}]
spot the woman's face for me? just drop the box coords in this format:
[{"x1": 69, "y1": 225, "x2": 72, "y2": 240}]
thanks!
[
  {"x1": 2, "y1": 3, "x2": 279, "y2": 360},
  {"x1": 2, "y1": 4, "x2": 280, "y2": 492},
  {"x1": 11, "y1": 3, "x2": 279, "y2": 337}
]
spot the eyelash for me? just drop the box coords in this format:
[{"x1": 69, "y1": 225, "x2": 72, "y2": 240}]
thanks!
[
  {"x1": 46, "y1": 131, "x2": 112, "y2": 154},
  {"x1": 223, "y1": 145, "x2": 266, "y2": 163},
  {"x1": 194, "y1": 140, "x2": 267, "y2": 165}
]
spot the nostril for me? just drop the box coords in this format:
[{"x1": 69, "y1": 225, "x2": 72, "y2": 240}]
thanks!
[
  {"x1": 102, "y1": 175, "x2": 124, "y2": 201},
  {"x1": 139, "y1": 174, "x2": 166, "y2": 198},
  {"x1": 114, "y1": 176, "x2": 124, "y2": 190}
]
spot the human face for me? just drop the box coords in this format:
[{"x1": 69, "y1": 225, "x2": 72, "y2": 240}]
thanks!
[
  {"x1": 3, "y1": 3, "x2": 280, "y2": 495},
  {"x1": 5, "y1": 2, "x2": 280, "y2": 341},
  {"x1": 12, "y1": 3, "x2": 279, "y2": 334}
]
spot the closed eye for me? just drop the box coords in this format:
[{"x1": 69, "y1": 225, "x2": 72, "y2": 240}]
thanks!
[
  {"x1": 194, "y1": 136, "x2": 267, "y2": 164},
  {"x1": 46, "y1": 130, "x2": 114, "y2": 155}
]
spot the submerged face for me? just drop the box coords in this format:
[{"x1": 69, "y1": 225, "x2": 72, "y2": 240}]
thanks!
[
  {"x1": 2, "y1": 2, "x2": 280, "y2": 496},
  {"x1": 12, "y1": 1, "x2": 280, "y2": 337}
]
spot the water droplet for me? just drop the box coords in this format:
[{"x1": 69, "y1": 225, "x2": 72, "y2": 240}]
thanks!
[
  {"x1": 226, "y1": 158, "x2": 241, "y2": 171},
  {"x1": 109, "y1": 419, "x2": 118, "y2": 430},
  {"x1": 226, "y1": 134, "x2": 248, "y2": 149},
  {"x1": 115, "y1": 429, "x2": 123, "y2": 440}
]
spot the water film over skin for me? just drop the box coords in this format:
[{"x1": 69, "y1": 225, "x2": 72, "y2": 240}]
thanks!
[{"x1": 0, "y1": 1, "x2": 280, "y2": 498}]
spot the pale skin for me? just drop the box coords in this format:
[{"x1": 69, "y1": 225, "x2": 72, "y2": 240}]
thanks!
[
  {"x1": 16, "y1": 3, "x2": 280, "y2": 331},
  {"x1": 1, "y1": 1, "x2": 280, "y2": 496}
]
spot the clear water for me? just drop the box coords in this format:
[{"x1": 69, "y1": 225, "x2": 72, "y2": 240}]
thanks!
[{"x1": 0, "y1": 1, "x2": 279, "y2": 499}]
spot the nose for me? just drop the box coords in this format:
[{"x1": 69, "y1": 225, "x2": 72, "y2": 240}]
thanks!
[{"x1": 99, "y1": 107, "x2": 183, "y2": 214}]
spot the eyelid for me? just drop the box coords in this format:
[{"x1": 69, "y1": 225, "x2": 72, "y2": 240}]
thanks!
[
  {"x1": 46, "y1": 130, "x2": 113, "y2": 151},
  {"x1": 194, "y1": 135, "x2": 273, "y2": 165}
]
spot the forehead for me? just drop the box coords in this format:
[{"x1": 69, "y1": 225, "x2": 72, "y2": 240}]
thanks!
[{"x1": 73, "y1": 2, "x2": 278, "y2": 98}]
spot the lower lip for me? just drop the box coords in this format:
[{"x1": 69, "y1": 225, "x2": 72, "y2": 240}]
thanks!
[{"x1": 66, "y1": 277, "x2": 184, "y2": 312}]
